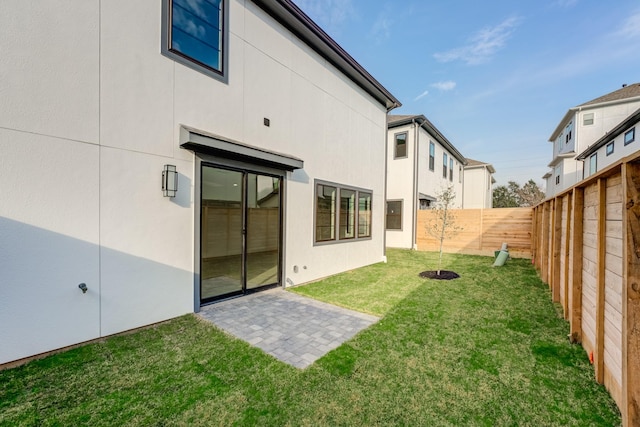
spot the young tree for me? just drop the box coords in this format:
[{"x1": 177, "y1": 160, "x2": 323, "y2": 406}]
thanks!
[{"x1": 426, "y1": 185, "x2": 462, "y2": 275}]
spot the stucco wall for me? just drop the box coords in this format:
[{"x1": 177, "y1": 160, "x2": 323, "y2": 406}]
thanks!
[
  {"x1": 0, "y1": 0, "x2": 389, "y2": 364},
  {"x1": 463, "y1": 167, "x2": 492, "y2": 209},
  {"x1": 386, "y1": 122, "x2": 464, "y2": 249}
]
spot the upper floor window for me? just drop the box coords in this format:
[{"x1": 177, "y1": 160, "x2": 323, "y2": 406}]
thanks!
[
  {"x1": 443, "y1": 153, "x2": 448, "y2": 178},
  {"x1": 625, "y1": 128, "x2": 636, "y2": 145},
  {"x1": 606, "y1": 141, "x2": 614, "y2": 156},
  {"x1": 589, "y1": 153, "x2": 597, "y2": 175},
  {"x1": 162, "y1": 0, "x2": 225, "y2": 79},
  {"x1": 449, "y1": 158, "x2": 453, "y2": 181},
  {"x1": 395, "y1": 132, "x2": 408, "y2": 158},
  {"x1": 429, "y1": 142, "x2": 435, "y2": 171},
  {"x1": 583, "y1": 113, "x2": 594, "y2": 126},
  {"x1": 565, "y1": 122, "x2": 573, "y2": 143},
  {"x1": 459, "y1": 165, "x2": 462, "y2": 183}
]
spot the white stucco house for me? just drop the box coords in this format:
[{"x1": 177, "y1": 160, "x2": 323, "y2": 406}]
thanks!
[
  {"x1": 545, "y1": 83, "x2": 640, "y2": 196},
  {"x1": 462, "y1": 159, "x2": 495, "y2": 209},
  {"x1": 385, "y1": 114, "x2": 466, "y2": 249},
  {"x1": 0, "y1": 0, "x2": 400, "y2": 366},
  {"x1": 576, "y1": 107, "x2": 640, "y2": 179}
]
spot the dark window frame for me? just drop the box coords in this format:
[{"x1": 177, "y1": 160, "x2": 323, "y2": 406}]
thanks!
[
  {"x1": 625, "y1": 128, "x2": 636, "y2": 145},
  {"x1": 442, "y1": 153, "x2": 448, "y2": 178},
  {"x1": 449, "y1": 158, "x2": 454, "y2": 181},
  {"x1": 161, "y1": 0, "x2": 228, "y2": 82},
  {"x1": 386, "y1": 200, "x2": 403, "y2": 230},
  {"x1": 606, "y1": 141, "x2": 614, "y2": 156},
  {"x1": 314, "y1": 180, "x2": 373, "y2": 245},
  {"x1": 429, "y1": 141, "x2": 435, "y2": 171},
  {"x1": 589, "y1": 153, "x2": 597, "y2": 175},
  {"x1": 394, "y1": 132, "x2": 408, "y2": 159}
]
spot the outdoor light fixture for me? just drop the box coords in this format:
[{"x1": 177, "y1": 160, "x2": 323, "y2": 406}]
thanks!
[{"x1": 162, "y1": 164, "x2": 178, "y2": 197}]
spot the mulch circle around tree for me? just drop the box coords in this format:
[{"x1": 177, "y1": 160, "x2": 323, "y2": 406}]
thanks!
[{"x1": 418, "y1": 270, "x2": 460, "y2": 280}]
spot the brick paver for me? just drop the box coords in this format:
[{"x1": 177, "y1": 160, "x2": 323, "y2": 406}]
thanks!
[{"x1": 198, "y1": 289, "x2": 379, "y2": 369}]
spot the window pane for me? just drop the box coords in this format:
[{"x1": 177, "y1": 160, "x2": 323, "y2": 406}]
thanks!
[
  {"x1": 449, "y1": 158, "x2": 453, "y2": 181},
  {"x1": 315, "y1": 184, "x2": 336, "y2": 241},
  {"x1": 606, "y1": 142, "x2": 614, "y2": 156},
  {"x1": 583, "y1": 113, "x2": 594, "y2": 126},
  {"x1": 625, "y1": 128, "x2": 635, "y2": 145},
  {"x1": 339, "y1": 189, "x2": 356, "y2": 239},
  {"x1": 443, "y1": 153, "x2": 448, "y2": 178},
  {"x1": 386, "y1": 201, "x2": 402, "y2": 230},
  {"x1": 589, "y1": 154, "x2": 597, "y2": 175},
  {"x1": 171, "y1": 0, "x2": 222, "y2": 71},
  {"x1": 395, "y1": 133, "x2": 407, "y2": 158},
  {"x1": 429, "y1": 142, "x2": 435, "y2": 171},
  {"x1": 358, "y1": 192, "x2": 372, "y2": 237}
]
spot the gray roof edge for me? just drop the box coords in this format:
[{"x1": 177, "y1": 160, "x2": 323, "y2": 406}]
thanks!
[
  {"x1": 464, "y1": 163, "x2": 496, "y2": 174},
  {"x1": 250, "y1": 0, "x2": 401, "y2": 111}
]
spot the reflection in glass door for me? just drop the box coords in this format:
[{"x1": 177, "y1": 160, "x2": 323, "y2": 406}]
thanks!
[
  {"x1": 200, "y1": 165, "x2": 281, "y2": 303},
  {"x1": 246, "y1": 173, "x2": 280, "y2": 290},
  {"x1": 200, "y1": 167, "x2": 244, "y2": 301}
]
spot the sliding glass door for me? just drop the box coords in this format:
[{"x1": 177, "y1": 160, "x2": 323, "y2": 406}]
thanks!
[{"x1": 200, "y1": 165, "x2": 281, "y2": 303}]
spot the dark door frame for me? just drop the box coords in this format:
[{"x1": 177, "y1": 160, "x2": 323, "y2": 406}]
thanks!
[{"x1": 198, "y1": 161, "x2": 283, "y2": 305}]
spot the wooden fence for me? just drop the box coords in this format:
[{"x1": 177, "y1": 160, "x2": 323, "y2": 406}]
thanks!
[
  {"x1": 417, "y1": 208, "x2": 532, "y2": 258},
  {"x1": 532, "y1": 152, "x2": 640, "y2": 426}
]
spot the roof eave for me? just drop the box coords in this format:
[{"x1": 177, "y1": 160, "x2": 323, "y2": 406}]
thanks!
[{"x1": 547, "y1": 153, "x2": 575, "y2": 167}]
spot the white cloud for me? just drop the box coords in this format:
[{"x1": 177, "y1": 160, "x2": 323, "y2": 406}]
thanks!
[
  {"x1": 414, "y1": 90, "x2": 429, "y2": 101},
  {"x1": 616, "y1": 10, "x2": 640, "y2": 39},
  {"x1": 294, "y1": 0, "x2": 354, "y2": 35},
  {"x1": 173, "y1": 8, "x2": 206, "y2": 39},
  {"x1": 434, "y1": 16, "x2": 521, "y2": 65},
  {"x1": 431, "y1": 81, "x2": 457, "y2": 91}
]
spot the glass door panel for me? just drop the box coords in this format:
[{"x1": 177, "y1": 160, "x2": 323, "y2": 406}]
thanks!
[
  {"x1": 200, "y1": 166, "x2": 244, "y2": 301},
  {"x1": 246, "y1": 173, "x2": 280, "y2": 289}
]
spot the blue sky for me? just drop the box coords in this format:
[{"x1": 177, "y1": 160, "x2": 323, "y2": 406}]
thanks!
[{"x1": 293, "y1": 0, "x2": 640, "y2": 187}]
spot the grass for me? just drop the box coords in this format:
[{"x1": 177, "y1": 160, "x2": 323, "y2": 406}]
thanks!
[{"x1": 0, "y1": 249, "x2": 621, "y2": 426}]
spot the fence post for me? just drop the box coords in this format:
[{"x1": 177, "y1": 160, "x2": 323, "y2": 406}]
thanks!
[
  {"x1": 570, "y1": 187, "x2": 584, "y2": 343},
  {"x1": 562, "y1": 194, "x2": 573, "y2": 319},
  {"x1": 553, "y1": 197, "x2": 562, "y2": 302},
  {"x1": 595, "y1": 178, "x2": 607, "y2": 384},
  {"x1": 623, "y1": 161, "x2": 640, "y2": 427},
  {"x1": 542, "y1": 201, "x2": 550, "y2": 284}
]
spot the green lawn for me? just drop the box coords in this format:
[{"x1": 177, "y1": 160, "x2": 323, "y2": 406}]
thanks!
[{"x1": 0, "y1": 249, "x2": 621, "y2": 426}]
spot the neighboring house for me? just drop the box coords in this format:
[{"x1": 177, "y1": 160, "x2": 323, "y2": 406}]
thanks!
[
  {"x1": 0, "y1": 0, "x2": 400, "y2": 365},
  {"x1": 577, "y1": 107, "x2": 640, "y2": 179},
  {"x1": 545, "y1": 83, "x2": 640, "y2": 195},
  {"x1": 463, "y1": 159, "x2": 495, "y2": 209},
  {"x1": 386, "y1": 114, "x2": 466, "y2": 249}
]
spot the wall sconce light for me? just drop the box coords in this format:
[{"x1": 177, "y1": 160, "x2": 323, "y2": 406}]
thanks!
[{"x1": 162, "y1": 165, "x2": 178, "y2": 197}]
